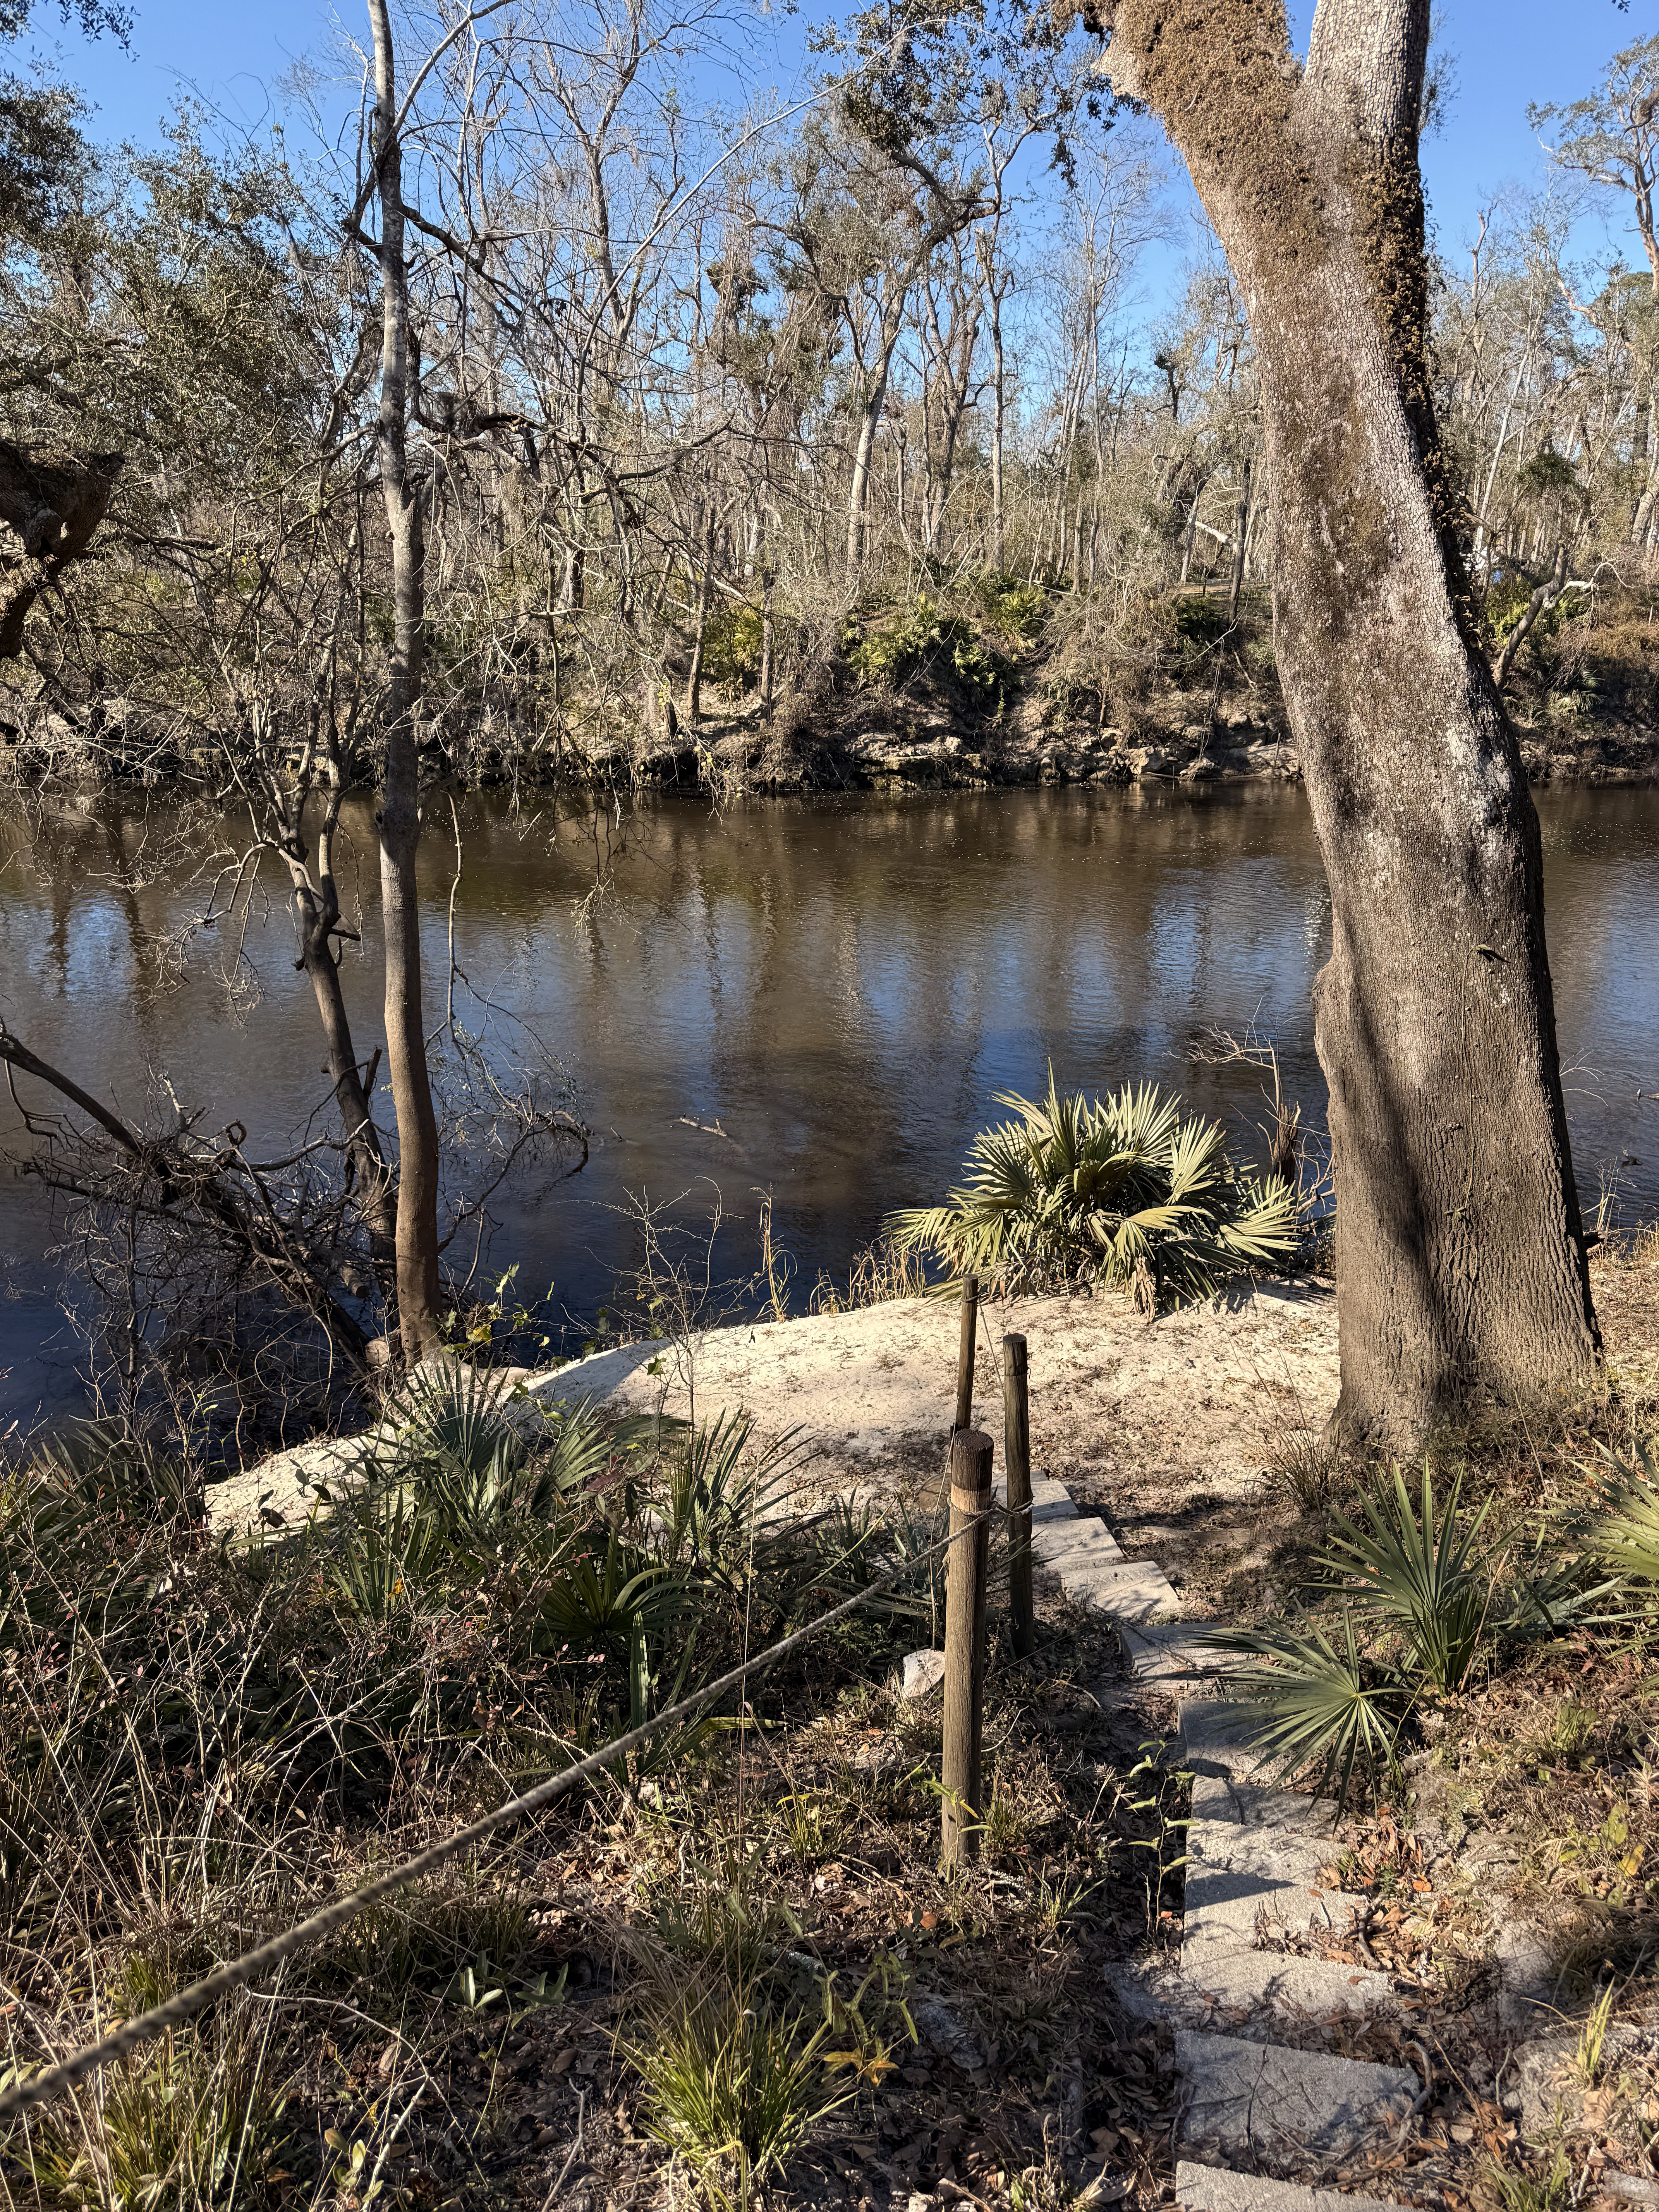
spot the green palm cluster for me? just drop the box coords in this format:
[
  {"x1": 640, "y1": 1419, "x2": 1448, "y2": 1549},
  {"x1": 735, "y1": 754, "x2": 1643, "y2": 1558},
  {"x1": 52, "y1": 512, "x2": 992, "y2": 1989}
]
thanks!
[
  {"x1": 1205, "y1": 1452, "x2": 1659, "y2": 1812},
  {"x1": 886, "y1": 1074, "x2": 1298, "y2": 1306}
]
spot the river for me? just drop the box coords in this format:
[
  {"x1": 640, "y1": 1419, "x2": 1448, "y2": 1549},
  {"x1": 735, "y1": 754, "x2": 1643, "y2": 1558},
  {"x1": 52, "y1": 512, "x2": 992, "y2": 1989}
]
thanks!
[{"x1": 2, "y1": 782, "x2": 1656, "y2": 1427}]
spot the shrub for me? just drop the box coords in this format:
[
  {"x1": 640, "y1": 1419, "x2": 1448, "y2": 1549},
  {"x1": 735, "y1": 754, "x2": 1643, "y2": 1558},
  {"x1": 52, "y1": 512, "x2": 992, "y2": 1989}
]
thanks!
[
  {"x1": 843, "y1": 593, "x2": 1005, "y2": 699},
  {"x1": 975, "y1": 572, "x2": 1048, "y2": 642},
  {"x1": 1202, "y1": 1459, "x2": 1651, "y2": 1811},
  {"x1": 885, "y1": 1072, "x2": 1297, "y2": 1306},
  {"x1": 701, "y1": 602, "x2": 765, "y2": 694}
]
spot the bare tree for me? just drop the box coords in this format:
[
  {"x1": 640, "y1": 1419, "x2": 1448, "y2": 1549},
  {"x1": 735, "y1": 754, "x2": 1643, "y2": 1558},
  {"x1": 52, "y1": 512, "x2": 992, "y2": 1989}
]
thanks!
[{"x1": 364, "y1": 0, "x2": 443, "y2": 1361}]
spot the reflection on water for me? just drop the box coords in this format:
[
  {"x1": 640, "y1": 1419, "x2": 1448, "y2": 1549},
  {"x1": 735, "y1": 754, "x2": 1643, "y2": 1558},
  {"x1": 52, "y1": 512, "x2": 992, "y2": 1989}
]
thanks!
[{"x1": 3, "y1": 782, "x2": 1657, "y2": 1424}]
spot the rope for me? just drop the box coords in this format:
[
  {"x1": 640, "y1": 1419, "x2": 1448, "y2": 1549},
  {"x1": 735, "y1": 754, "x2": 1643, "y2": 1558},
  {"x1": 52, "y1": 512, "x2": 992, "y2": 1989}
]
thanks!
[{"x1": 0, "y1": 1508, "x2": 991, "y2": 2124}]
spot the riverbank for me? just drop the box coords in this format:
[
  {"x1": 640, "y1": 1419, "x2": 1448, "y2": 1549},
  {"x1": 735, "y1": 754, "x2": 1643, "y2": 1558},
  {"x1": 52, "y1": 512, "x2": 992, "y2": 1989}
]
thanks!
[
  {"x1": 208, "y1": 1278, "x2": 1343, "y2": 1544},
  {"x1": 599, "y1": 692, "x2": 1659, "y2": 800},
  {"x1": 11, "y1": 576, "x2": 1659, "y2": 801}
]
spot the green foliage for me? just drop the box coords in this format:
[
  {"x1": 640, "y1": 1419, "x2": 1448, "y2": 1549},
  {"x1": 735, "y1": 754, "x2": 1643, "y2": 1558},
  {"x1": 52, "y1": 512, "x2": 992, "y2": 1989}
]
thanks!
[
  {"x1": 1204, "y1": 1453, "x2": 1659, "y2": 1811},
  {"x1": 15, "y1": 2019, "x2": 288, "y2": 2212},
  {"x1": 843, "y1": 592, "x2": 1006, "y2": 698},
  {"x1": 701, "y1": 603, "x2": 767, "y2": 694},
  {"x1": 623, "y1": 1855, "x2": 867, "y2": 2195},
  {"x1": 1314, "y1": 1466, "x2": 1494, "y2": 1695},
  {"x1": 1479, "y1": 2147, "x2": 1571, "y2": 2212},
  {"x1": 626, "y1": 1978, "x2": 847, "y2": 2191},
  {"x1": 1200, "y1": 1611, "x2": 1410, "y2": 1815},
  {"x1": 1515, "y1": 448, "x2": 1580, "y2": 503},
  {"x1": 1482, "y1": 569, "x2": 1586, "y2": 660},
  {"x1": 886, "y1": 1070, "x2": 1297, "y2": 1305},
  {"x1": 974, "y1": 572, "x2": 1048, "y2": 642},
  {"x1": 1588, "y1": 1453, "x2": 1659, "y2": 1588},
  {"x1": 352, "y1": 1362, "x2": 615, "y2": 1546}
]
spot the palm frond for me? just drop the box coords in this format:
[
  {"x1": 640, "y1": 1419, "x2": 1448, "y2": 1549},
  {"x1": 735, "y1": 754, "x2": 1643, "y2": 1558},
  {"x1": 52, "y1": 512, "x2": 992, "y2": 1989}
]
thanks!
[
  {"x1": 1314, "y1": 1465, "x2": 1493, "y2": 1693},
  {"x1": 886, "y1": 1071, "x2": 1297, "y2": 1308},
  {"x1": 1200, "y1": 1611, "x2": 1410, "y2": 1814}
]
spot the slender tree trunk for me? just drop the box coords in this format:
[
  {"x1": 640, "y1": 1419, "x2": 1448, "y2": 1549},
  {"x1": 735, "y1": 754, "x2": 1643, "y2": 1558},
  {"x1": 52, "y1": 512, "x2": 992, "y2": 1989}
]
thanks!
[
  {"x1": 286, "y1": 793, "x2": 399, "y2": 1298},
  {"x1": 989, "y1": 305, "x2": 1006, "y2": 574},
  {"x1": 846, "y1": 326, "x2": 902, "y2": 577},
  {"x1": 1228, "y1": 458, "x2": 1252, "y2": 622},
  {"x1": 758, "y1": 556, "x2": 776, "y2": 714},
  {"x1": 368, "y1": 0, "x2": 443, "y2": 1363},
  {"x1": 684, "y1": 497, "x2": 716, "y2": 725},
  {"x1": 1096, "y1": 0, "x2": 1598, "y2": 1439}
]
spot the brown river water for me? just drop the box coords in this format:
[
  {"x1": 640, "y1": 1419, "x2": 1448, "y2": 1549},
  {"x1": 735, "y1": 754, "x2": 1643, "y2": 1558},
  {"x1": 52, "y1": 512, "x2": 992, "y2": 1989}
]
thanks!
[{"x1": 2, "y1": 782, "x2": 1657, "y2": 1427}]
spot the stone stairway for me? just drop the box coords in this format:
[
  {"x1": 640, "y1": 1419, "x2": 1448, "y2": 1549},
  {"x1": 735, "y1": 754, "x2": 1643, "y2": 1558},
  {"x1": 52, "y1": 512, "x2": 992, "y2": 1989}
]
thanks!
[{"x1": 1011, "y1": 1484, "x2": 1420, "y2": 2212}]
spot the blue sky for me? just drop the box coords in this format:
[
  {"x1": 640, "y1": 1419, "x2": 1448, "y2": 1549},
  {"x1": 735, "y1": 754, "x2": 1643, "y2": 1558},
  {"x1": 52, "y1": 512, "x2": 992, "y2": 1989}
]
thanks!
[{"x1": 16, "y1": 0, "x2": 1652, "y2": 290}]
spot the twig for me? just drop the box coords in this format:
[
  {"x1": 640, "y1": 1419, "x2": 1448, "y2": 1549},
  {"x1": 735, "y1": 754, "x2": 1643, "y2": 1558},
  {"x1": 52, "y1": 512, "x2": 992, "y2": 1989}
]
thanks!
[{"x1": 543, "y1": 2087, "x2": 587, "y2": 2206}]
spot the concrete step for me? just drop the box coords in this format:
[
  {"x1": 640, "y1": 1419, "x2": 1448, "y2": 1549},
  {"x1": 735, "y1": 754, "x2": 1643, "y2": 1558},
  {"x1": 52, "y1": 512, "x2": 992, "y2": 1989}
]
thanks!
[
  {"x1": 1109, "y1": 1941, "x2": 1394, "y2": 2037},
  {"x1": 1176, "y1": 2030, "x2": 1418, "y2": 2162},
  {"x1": 1124, "y1": 1621, "x2": 1228, "y2": 1692},
  {"x1": 993, "y1": 1472, "x2": 1078, "y2": 1524},
  {"x1": 1030, "y1": 1516, "x2": 1183, "y2": 1622},
  {"x1": 1185, "y1": 1774, "x2": 1369, "y2": 1949},
  {"x1": 1177, "y1": 2160, "x2": 1410, "y2": 2212},
  {"x1": 1032, "y1": 1515, "x2": 1125, "y2": 1568},
  {"x1": 1182, "y1": 1697, "x2": 1272, "y2": 1780}
]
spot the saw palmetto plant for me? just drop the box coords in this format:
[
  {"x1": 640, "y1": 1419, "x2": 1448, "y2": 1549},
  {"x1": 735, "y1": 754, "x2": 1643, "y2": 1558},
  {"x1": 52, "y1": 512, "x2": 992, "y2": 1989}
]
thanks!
[
  {"x1": 1202, "y1": 1465, "x2": 1511, "y2": 1810},
  {"x1": 1200, "y1": 1460, "x2": 1635, "y2": 1812},
  {"x1": 1198, "y1": 1611, "x2": 1411, "y2": 1816},
  {"x1": 885, "y1": 1072, "x2": 1297, "y2": 1306},
  {"x1": 1314, "y1": 1464, "x2": 1496, "y2": 1695}
]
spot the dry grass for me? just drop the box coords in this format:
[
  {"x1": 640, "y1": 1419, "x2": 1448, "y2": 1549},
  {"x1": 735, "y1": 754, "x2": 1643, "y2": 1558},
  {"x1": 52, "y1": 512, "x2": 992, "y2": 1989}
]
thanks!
[{"x1": 0, "y1": 1390, "x2": 1188, "y2": 2212}]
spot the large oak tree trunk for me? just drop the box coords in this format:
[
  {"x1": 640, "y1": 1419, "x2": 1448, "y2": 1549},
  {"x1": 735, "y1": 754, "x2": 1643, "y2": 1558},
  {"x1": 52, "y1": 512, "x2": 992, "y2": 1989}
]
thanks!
[
  {"x1": 1094, "y1": 0, "x2": 1598, "y2": 1439},
  {"x1": 368, "y1": 0, "x2": 443, "y2": 1363}
]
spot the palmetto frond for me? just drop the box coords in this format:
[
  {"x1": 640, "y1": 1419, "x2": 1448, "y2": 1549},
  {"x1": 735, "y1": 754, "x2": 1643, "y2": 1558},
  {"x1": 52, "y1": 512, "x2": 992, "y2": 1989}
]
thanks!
[
  {"x1": 1314, "y1": 1465, "x2": 1494, "y2": 1695},
  {"x1": 886, "y1": 1071, "x2": 1297, "y2": 1309},
  {"x1": 1199, "y1": 1611, "x2": 1411, "y2": 1815}
]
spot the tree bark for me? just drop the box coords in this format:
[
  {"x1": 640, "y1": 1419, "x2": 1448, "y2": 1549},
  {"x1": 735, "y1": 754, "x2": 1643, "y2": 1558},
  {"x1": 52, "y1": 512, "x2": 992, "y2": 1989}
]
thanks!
[
  {"x1": 683, "y1": 496, "x2": 716, "y2": 726},
  {"x1": 287, "y1": 785, "x2": 399, "y2": 1294},
  {"x1": 0, "y1": 443, "x2": 123, "y2": 657},
  {"x1": 1094, "y1": 0, "x2": 1598, "y2": 1438},
  {"x1": 845, "y1": 333, "x2": 900, "y2": 577},
  {"x1": 368, "y1": 0, "x2": 443, "y2": 1363},
  {"x1": 1228, "y1": 457, "x2": 1252, "y2": 622}
]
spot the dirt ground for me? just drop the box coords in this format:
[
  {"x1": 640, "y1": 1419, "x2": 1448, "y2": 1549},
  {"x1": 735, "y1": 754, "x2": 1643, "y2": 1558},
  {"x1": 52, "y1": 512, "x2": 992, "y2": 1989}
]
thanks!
[{"x1": 552, "y1": 1278, "x2": 1337, "y2": 1601}]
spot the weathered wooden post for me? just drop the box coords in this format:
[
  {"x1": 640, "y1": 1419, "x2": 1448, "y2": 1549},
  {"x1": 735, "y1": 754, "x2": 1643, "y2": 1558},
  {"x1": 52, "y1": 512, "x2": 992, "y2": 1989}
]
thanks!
[
  {"x1": 942, "y1": 1426, "x2": 993, "y2": 1866},
  {"x1": 953, "y1": 1274, "x2": 979, "y2": 1434},
  {"x1": 1003, "y1": 1333, "x2": 1034, "y2": 1658}
]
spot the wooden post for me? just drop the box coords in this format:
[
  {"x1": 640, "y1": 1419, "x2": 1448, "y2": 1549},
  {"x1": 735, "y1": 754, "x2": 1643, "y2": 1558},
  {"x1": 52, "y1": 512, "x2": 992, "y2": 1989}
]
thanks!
[
  {"x1": 953, "y1": 1274, "x2": 979, "y2": 1434},
  {"x1": 942, "y1": 1427, "x2": 993, "y2": 1866},
  {"x1": 1003, "y1": 1333, "x2": 1034, "y2": 1657}
]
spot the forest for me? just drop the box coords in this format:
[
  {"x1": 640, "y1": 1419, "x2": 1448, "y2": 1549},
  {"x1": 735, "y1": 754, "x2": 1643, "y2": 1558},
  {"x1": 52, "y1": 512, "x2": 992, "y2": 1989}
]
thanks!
[{"x1": 0, "y1": 8, "x2": 1656, "y2": 800}]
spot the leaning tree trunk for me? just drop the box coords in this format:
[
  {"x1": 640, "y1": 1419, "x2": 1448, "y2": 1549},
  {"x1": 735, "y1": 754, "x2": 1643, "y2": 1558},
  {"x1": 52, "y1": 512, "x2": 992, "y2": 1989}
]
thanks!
[
  {"x1": 368, "y1": 0, "x2": 443, "y2": 1363},
  {"x1": 286, "y1": 791, "x2": 400, "y2": 1307},
  {"x1": 0, "y1": 443, "x2": 123, "y2": 656},
  {"x1": 1094, "y1": 0, "x2": 1598, "y2": 1439}
]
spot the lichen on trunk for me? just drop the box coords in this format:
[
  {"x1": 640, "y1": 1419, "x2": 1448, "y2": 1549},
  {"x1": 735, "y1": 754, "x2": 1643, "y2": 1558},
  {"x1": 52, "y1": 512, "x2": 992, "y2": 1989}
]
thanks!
[{"x1": 1090, "y1": 0, "x2": 1599, "y2": 1439}]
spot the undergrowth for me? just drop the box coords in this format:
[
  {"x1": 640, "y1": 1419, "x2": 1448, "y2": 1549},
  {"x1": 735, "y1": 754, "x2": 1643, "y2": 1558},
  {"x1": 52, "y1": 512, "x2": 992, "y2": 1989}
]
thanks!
[{"x1": 0, "y1": 1366, "x2": 1184, "y2": 2212}]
